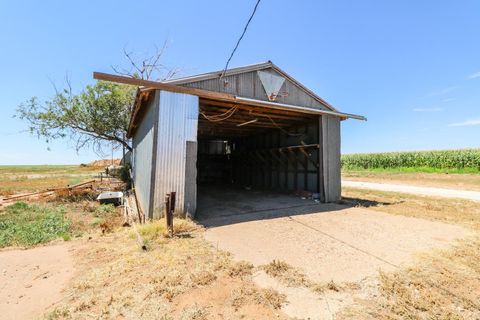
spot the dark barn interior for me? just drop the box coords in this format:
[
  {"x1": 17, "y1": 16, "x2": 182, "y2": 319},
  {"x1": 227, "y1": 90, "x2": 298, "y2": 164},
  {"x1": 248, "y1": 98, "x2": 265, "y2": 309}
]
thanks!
[{"x1": 196, "y1": 98, "x2": 323, "y2": 220}]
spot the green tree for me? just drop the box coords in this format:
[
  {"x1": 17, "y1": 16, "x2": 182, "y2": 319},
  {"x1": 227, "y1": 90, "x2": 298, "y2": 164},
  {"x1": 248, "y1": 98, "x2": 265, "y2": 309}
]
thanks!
[
  {"x1": 16, "y1": 45, "x2": 179, "y2": 155},
  {"x1": 16, "y1": 81, "x2": 136, "y2": 154}
]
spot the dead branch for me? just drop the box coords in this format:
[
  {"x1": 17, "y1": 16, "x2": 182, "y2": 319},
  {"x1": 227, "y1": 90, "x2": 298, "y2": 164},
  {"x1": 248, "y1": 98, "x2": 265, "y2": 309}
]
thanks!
[{"x1": 111, "y1": 41, "x2": 182, "y2": 81}]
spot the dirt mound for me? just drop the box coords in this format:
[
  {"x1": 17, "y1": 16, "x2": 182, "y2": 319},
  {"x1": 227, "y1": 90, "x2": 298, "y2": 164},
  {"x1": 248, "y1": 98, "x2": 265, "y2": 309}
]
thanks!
[{"x1": 83, "y1": 159, "x2": 121, "y2": 168}]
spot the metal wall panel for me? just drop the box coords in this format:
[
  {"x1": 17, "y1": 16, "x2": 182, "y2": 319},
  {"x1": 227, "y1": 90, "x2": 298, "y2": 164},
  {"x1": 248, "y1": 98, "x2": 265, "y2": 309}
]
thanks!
[
  {"x1": 184, "y1": 141, "x2": 198, "y2": 218},
  {"x1": 131, "y1": 92, "x2": 158, "y2": 218},
  {"x1": 151, "y1": 91, "x2": 199, "y2": 219},
  {"x1": 322, "y1": 115, "x2": 341, "y2": 202},
  {"x1": 183, "y1": 68, "x2": 327, "y2": 110}
]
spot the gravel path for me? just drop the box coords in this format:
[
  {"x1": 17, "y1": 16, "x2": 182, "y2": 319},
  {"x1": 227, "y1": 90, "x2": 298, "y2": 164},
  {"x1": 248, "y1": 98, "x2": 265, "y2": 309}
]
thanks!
[{"x1": 343, "y1": 180, "x2": 480, "y2": 202}]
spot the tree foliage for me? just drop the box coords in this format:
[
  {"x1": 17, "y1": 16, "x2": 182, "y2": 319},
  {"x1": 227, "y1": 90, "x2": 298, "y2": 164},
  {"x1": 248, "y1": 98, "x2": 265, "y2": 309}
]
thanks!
[
  {"x1": 16, "y1": 45, "x2": 178, "y2": 155},
  {"x1": 16, "y1": 81, "x2": 136, "y2": 154}
]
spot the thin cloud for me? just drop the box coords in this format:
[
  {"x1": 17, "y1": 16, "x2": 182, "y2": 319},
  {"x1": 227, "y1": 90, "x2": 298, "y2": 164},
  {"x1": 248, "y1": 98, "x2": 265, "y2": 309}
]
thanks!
[
  {"x1": 413, "y1": 107, "x2": 443, "y2": 112},
  {"x1": 448, "y1": 118, "x2": 480, "y2": 127},
  {"x1": 468, "y1": 71, "x2": 480, "y2": 79},
  {"x1": 425, "y1": 86, "x2": 458, "y2": 97}
]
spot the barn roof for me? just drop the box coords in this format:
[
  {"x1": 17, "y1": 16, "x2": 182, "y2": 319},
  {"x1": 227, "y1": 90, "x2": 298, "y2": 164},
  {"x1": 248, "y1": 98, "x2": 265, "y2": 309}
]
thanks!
[
  {"x1": 165, "y1": 61, "x2": 338, "y2": 112},
  {"x1": 93, "y1": 62, "x2": 366, "y2": 138}
]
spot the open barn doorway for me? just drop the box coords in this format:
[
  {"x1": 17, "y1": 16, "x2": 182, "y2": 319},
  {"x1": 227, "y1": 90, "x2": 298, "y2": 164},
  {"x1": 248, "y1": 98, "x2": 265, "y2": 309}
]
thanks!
[{"x1": 195, "y1": 99, "x2": 323, "y2": 221}]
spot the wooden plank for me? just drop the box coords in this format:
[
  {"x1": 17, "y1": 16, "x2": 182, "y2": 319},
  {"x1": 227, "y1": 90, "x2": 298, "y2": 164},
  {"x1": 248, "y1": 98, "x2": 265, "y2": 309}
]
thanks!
[
  {"x1": 200, "y1": 98, "x2": 315, "y2": 117},
  {"x1": 94, "y1": 72, "x2": 236, "y2": 102}
]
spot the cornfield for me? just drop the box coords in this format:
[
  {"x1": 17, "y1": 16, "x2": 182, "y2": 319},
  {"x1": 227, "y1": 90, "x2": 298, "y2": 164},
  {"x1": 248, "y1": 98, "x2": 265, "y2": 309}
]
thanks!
[{"x1": 341, "y1": 149, "x2": 480, "y2": 170}]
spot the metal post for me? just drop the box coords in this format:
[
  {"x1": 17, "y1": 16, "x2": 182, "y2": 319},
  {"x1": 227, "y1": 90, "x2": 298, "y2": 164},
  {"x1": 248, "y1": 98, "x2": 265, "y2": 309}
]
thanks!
[{"x1": 165, "y1": 192, "x2": 175, "y2": 237}]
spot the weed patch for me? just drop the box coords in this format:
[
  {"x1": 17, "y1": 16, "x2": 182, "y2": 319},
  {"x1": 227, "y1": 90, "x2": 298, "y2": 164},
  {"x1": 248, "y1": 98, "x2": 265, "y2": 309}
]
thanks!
[
  {"x1": 53, "y1": 189, "x2": 96, "y2": 203},
  {"x1": 0, "y1": 202, "x2": 71, "y2": 247},
  {"x1": 136, "y1": 219, "x2": 199, "y2": 241},
  {"x1": 263, "y1": 260, "x2": 311, "y2": 287},
  {"x1": 231, "y1": 285, "x2": 287, "y2": 310},
  {"x1": 227, "y1": 260, "x2": 254, "y2": 278}
]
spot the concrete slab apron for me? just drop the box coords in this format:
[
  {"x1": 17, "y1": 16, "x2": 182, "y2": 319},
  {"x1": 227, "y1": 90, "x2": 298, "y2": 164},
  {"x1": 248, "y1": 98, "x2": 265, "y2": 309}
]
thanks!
[{"x1": 204, "y1": 205, "x2": 470, "y2": 283}]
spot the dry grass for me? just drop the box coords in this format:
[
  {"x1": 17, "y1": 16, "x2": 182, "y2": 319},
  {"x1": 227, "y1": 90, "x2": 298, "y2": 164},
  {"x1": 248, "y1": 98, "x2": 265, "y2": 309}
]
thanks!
[
  {"x1": 342, "y1": 187, "x2": 480, "y2": 229},
  {"x1": 135, "y1": 219, "x2": 200, "y2": 242},
  {"x1": 227, "y1": 260, "x2": 255, "y2": 278},
  {"x1": 50, "y1": 188, "x2": 97, "y2": 203},
  {"x1": 262, "y1": 260, "x2": 311, "y2": 287},
  {"x1": 338, "y1": 187, "x2": 480, "y2": 319},
  {"x1": 231, "y1": 285, "x2": 287, "y2": 310},
  {"x1": 262, "y1": 260, "x2": 352, "y2": 295},
  {"x1": 177, "y1": 304, "x2": 210, "y2": 320},
  {"x1": 44, "y1": 218, "x2": 287, "y2": 319},
  {"x1": 0, "y1": 165, "x2": 98, "y2": 195}
]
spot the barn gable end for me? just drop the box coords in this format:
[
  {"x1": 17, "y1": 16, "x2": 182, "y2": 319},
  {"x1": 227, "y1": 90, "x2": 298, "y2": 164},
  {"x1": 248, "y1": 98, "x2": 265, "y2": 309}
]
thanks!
[{"x1": 167, "y1": 62, "x2": 336, "y2": 111}]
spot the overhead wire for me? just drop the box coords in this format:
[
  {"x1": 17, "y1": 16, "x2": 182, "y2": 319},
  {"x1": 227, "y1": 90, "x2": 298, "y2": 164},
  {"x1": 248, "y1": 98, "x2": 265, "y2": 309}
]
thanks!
[
  {"x1": 220, "y1": 0, "x2": 261, "y2": 79},
  {"x1": 200, "y1": 105, "x2": 238, "y2": 122}
]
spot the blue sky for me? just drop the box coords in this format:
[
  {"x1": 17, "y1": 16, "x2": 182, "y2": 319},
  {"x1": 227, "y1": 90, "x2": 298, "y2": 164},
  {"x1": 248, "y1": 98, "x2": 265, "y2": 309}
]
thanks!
[{"x1": 0, "y1": 0, "x2": 479, "y2": 165}]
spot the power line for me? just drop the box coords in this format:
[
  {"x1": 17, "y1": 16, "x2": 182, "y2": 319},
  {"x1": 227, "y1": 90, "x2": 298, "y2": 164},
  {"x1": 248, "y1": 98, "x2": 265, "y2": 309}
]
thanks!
[{"x1": 220, "y1": 0, "x2": 261, "y2": 79}]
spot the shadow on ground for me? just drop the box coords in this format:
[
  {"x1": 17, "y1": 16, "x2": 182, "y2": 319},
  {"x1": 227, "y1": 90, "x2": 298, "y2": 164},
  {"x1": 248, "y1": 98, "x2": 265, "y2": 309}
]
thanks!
[
  {"x1": 195, "y1": 185, "x2": 398, "y2": 228},
  {"x1": 338, "y1": 197, "x2": 402, "y2": 208}
]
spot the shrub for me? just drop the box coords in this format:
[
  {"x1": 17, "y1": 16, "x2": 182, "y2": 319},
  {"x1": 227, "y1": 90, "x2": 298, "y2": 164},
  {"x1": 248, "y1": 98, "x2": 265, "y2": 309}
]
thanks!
[{"x1": 94, "y1": 204, "x2": 116, "y2": 217}]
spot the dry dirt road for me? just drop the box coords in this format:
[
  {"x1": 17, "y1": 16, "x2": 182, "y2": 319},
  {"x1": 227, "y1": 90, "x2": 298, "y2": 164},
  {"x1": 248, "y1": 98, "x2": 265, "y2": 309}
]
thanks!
[
  {"x1": 0, "y1": 243, "x2": 75, "y2": 320},
  {"x1": 343, "y1": 180, "x2": 480, "y2": 202}
]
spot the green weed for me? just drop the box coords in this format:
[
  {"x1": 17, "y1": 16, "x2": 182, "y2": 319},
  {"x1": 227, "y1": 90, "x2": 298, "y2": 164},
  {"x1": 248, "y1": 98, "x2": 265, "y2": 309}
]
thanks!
[{"x1": 0, "y1": 201, "x2": 72, "y2": 247}]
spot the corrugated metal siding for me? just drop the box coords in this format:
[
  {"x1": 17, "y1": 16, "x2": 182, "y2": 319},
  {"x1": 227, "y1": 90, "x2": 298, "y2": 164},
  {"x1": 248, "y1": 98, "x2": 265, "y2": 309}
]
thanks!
[
  {"x1": 182, "y1": 68, "x2": 327, "y2": 110},
  {"x1": 131, "y1": 91, "x2": 158, "y2": 218},
  {"x1": 152, "y1": 91, "x2": 199, "y2": 219},
  {"x1": 322, "y1": 115, "x2": 341, "y2": 202},
  {"x1": 184, "y1": 141, "x2": 198, "y2": 218}
]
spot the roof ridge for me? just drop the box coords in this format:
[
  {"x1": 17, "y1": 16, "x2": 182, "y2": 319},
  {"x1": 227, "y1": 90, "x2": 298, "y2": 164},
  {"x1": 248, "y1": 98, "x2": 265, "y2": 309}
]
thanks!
[
  {"x1": 164, "y1": 61, "x2": 272, "y2": 84},
  {"x1": 165, "y1": 61, "x2": 337, "y2": 112}
]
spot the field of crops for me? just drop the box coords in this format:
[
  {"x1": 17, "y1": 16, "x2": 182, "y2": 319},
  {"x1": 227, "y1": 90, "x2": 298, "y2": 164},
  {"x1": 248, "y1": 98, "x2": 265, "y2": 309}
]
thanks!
[{"x1": 341, "y1": 149, "x2": 480, "y2": 172}]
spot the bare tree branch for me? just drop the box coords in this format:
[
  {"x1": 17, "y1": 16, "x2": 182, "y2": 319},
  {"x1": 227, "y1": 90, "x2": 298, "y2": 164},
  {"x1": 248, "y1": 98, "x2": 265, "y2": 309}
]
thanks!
[{"x1": 111, "y1": 42, "x2": 182, "y2": 81}]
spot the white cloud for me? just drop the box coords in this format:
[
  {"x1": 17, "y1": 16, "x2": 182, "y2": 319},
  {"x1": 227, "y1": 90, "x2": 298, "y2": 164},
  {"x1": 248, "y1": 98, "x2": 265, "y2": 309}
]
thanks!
[
  {"x1": 426, "y1": 86, "x2": 458, "y2": 97},
  {"x1": 448, "y1": 118, "x2": 480, "y2": 127},
  {"x1": 413, "y1": 107, "x2": 443, "y2": 112},
  {"x1": 468, "y1": 71, "x2": 480, "y2": 79}
]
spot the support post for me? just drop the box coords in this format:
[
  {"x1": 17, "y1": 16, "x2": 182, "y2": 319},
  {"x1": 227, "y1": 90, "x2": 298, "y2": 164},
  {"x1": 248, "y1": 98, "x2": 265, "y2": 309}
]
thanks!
[{"x1": 165, "y1": 192, "x2": 176, "y2": 237}]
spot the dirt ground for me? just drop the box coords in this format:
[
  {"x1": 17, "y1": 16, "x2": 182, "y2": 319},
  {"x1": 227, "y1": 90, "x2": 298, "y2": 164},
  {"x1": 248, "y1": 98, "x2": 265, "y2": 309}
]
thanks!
[
  {"x1": 343, "y1": 180, "x2": 480, "y2": 201},
  {"x1": 342, "y1": 171, "x2": 480, "y2": 191},
  {"x1": 41, "y1": 226, "x2": 289, "y2": 320},
  {"x1": 0, "y1": 243, "x2": 75, "y2": 320}
]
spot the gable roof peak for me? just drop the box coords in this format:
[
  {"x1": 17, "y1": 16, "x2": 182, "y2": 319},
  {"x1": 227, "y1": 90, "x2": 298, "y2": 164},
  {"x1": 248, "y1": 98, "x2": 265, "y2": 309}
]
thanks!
[{"x1": 165, "y1": 61, "x2": 337, "y2": 112}]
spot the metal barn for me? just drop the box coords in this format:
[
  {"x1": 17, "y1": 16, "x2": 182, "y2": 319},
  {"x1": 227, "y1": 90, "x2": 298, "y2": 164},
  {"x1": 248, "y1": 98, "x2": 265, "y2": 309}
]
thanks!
[{"x1": 95, "y1": 61, "x2": 365, "y2": 220}]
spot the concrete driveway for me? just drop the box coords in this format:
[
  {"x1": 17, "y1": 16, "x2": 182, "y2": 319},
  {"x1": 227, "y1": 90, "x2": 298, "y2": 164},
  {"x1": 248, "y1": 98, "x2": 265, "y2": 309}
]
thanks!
[{"x1": 201, "y1": 203, "x2": 469, "y2": 283}]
